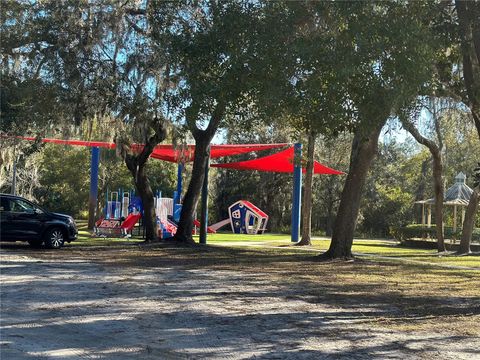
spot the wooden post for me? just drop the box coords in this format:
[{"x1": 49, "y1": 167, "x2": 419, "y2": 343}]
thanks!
[
  {"x1": 427, "y1": 205, "x2": 432, "y2": 228},
  {"x1": 453, "y1": 205, "x2": 457, "y2": 233},
  {"x1": 421, "y1": 203, "x2": 425, "y2": 226}
]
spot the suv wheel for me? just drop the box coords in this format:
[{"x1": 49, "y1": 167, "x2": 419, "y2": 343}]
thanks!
[{"x1": 44, "y1": 228, "x2": 65, "y2": 249}]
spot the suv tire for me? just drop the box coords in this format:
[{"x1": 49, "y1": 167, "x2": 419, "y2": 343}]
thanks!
[{"x1": 44, "y1": 228, "x2": 65, "y2": 249}]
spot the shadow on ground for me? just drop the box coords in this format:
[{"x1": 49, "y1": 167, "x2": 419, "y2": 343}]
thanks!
[{"x1": 1, "y1": 243, "x2": 479, "y2": 359}]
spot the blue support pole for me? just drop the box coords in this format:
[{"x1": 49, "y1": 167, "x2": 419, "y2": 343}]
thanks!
[
  {"x1": 120, "y1": 187, "x2": 123, "y2": 217},
  {"x1": 88, "y1": 147, "x2": 100, "y2": 229},
  {"x1": 291, "y1": 143, "x2": 302, "y2": 242},
  {"x1": 105, "y1": 187, "x2": 109, "y2": 219},
  {"x1": 199, "y1": 151, "x2": 210, "y2": 245},
  {"x1": 176, "y1": 162, "x2": 183, "y2": 204},
  {"x1": 116, "y1": 187, "x2": 120, "y2": 218}
]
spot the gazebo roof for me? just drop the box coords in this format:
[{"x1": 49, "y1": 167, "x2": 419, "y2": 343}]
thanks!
[{"x1": 416, "y1": 172, "x2": 473, "y2": 206}]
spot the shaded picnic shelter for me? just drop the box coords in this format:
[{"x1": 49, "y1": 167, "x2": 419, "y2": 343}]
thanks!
[{"x1": 416, "y1": 172, "x2": 474, "y2": 232}]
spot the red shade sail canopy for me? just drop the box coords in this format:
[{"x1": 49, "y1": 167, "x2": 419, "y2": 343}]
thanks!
[
  {"x1": 15, "y1": 136, "x2": 288, "y2": 163},
  {"x1": 13, "y1": 136, "x2": 342, "y2": 174},
  {"x1": 16, "y1": 136, "x2": 116, "y2": 149},
  {"x1": 150, "y1": 143, "x2": 288, "y2": 162},
  {"x1": 212, "y1": 146, "x2": 344, "y2": 175}
]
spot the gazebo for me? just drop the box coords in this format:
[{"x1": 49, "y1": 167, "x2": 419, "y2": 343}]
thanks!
[{"x1": 416, "y1": 172, "x2": 474, "y2": 231}]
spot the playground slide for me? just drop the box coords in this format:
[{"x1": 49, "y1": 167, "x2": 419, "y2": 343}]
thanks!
[
  {"x1": 193, "y1": 219, "x2": 217, "y2": 233},
  {"x1": 209, "y1": 218, "x2": 230, "y2": 232},
  {"x1": 162, "y1": 218, "x2": 217, "y2": 235},
  {"x1": 121, "y1": 213, "x2": 142, "y2": 232},
  {"x1": 167, "y1": 219, "x2": 178, "y2": 233},
  {"x1": 158, "y1": 217, "x2": 179, "y2": 238}
]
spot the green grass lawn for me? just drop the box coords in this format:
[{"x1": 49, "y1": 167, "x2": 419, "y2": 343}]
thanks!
[
  {"x1": 347, "y1": 240, "x2": 480, "y2": 268},
  {"x1": 204, "y1": 233, "x2": 480, "y2": 268},
  {"x1": 73, "y1": 220, "x2": 480, "y2": 269},
  {"x1": 197, "y1": 232, "x2": 294, "y2": 242}
]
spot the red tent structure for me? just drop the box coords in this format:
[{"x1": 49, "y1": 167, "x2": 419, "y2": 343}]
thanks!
[
  {"x1": 212, "y1": 146, "x2": 344, "y2": 175},
  {"x1": 150, "y1": 144, "x2": 289, "y2": 162},
  {"x1": 14, "y1": 137, "x2": 343, "y2": 174},
  {"x1": 16, "y1": 136, "x2": 288, "y2": 162}
]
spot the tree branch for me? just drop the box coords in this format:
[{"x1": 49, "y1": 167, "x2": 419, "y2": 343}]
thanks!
[
  {"x1": 125, "y1": 15, "x2": 147, "y2": 35},
  {"x1": 137, "y1": 118, "x2": 167, "y2": 166},
  {"x1": 456, "y1": 0, "x2": 480, "y2": 137},
  {"x1": 185, "y1": 101, "x2": 202, "y2": 139},
  {"x1": 400, "y1": 117, "x2": 440, "y2": 158},
  {"x1": 205, "y1": 100, "x2": 226, "y2": 138},
  {"x1": 125, "y1": 8, "x2": 146, "y2": 16},
  {"x1": 466, "y1": 1, "x2": 480, "y2": 64}
]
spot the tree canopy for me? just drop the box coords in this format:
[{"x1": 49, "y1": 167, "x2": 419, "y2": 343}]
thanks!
[{"x1": 1, "y1": 0, "x2": 478, "y2": 253}]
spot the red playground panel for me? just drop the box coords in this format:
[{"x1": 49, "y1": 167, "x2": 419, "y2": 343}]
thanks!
[
  {"x1": 193, "y1": 219, "x2": 217, "y2": 233},
  {"x1": 121, "y1": 213, "x2": 142, "y2": 232}
]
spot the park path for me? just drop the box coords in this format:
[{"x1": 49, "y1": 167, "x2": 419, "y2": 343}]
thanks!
[{"x1": 1, "y1": 246, "x2": 479, "y2": 359}]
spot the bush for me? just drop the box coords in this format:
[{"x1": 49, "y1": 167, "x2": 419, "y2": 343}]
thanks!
[{"x1": 391, "y1": 224, "x2": 480, "y2": 243}]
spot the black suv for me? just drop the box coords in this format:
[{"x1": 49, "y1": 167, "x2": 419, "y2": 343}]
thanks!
[{"x1": 0, "y1": 194, "x2": 78, "y2": 249}]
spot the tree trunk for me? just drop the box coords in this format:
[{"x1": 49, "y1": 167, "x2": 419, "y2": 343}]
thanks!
[
  {"x1": 174, "y1": 101, "x2": 225, "y2": 243},
  {"x1": 125, "y1": 157, "x2": 157, "y2": 241},
  {"x1": 456, "y1": 0, "x2": 480, "y2": 140},
  {"x1": 297, "y1": 130, "x2": 316, "y2": 246},
  {"x1": 116, "y1": 118, "x2": 166, "y2": 242},
  {"x1": 319, "y1": 125, "x2": 383, "y2": 260},
  {"x1": 472, "y1": 112, "x2": 480, "y2": 141},
  {"x1": 401, "y1": 118, "x2": 446, "y2": 252},
  {"x1": 324, "y1": 176, "x2": 336, "y2": 237},
  {"x1": 458, "y1": 188, "x2": 479, "y2": 255},
  {"x1": 432, "y1": 152, "x2": 446, "y2": 252},
  {"x1": 325, "y1": 203, "x2": 334, "y2": 237},
  {"x1": 174, "y1": 137, "x2": 211, "y2": 243}
]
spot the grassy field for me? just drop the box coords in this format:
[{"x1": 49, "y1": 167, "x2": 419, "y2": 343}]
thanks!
[
  {"x1": 210, "y1": 235, "x2": 480, "y2": 269},
  {"x1": 74, "y1": 220, "x2": 480, "y2": 269}
]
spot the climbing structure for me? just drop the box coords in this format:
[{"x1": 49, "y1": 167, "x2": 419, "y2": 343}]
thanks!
[{"x1": 228, "y1": 200, "x2": 268, "y2": 235}]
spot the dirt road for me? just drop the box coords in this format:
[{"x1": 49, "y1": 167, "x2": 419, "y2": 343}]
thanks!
[{"x1": 1, "y1": 244, "x2": 479, "y2": 359}]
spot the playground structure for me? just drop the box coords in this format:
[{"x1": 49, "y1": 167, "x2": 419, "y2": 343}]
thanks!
[
  {"x1": 95, "y1": 189, "x2": 144, "y2": 238},
  {"x1": 228, "y1": 200, "x2": 268, "y2": 235},
  {"x1": 155, "y1": 193, "x2": 182, "y2": 238},
  {"x1": 96, "y1": 188, "x2": 268, "y2": 238},
  {"x1": 95, "y1": 189, "x2": 183, "y2": 239},
  {"x1": 11, "y1": 136, "x2": 344, "y2": 243},
  {"x1": 104, "y1": 190, "x2": 141, "y2": 220}
]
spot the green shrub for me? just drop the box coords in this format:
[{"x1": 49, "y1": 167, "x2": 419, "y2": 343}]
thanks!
[{"x1": 391, "y1": 224, "x2": 480, "y2": 243}]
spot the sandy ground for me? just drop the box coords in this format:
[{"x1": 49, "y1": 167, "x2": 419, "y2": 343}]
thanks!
[{"x1": 1, "y1": 244, "x2": 479, "y2": 359}]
